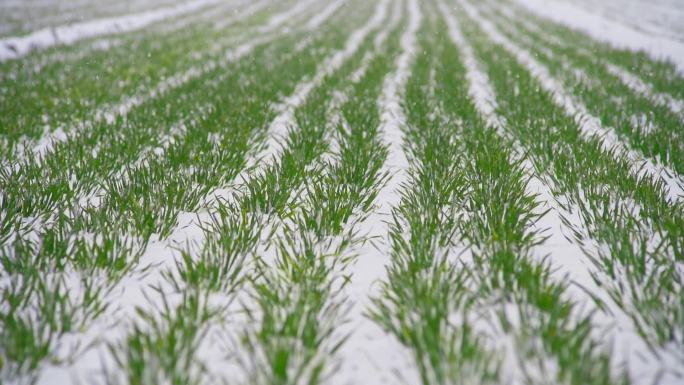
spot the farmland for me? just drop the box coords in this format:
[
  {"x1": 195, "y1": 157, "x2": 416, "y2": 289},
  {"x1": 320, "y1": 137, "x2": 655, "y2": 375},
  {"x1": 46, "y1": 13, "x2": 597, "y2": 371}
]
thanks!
[{"x1": 1, "y1": 0, "x2": 683, "y2": 384}]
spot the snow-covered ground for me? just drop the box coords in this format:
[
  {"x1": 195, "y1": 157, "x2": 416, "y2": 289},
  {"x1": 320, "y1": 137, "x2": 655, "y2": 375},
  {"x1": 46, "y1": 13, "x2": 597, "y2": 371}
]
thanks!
[
  {"x1": 2, "y1": 1, "x2": 684, "y2": 384},
  {"x1": 514, "y1": 0, "x2": 684, "y2": 73}
]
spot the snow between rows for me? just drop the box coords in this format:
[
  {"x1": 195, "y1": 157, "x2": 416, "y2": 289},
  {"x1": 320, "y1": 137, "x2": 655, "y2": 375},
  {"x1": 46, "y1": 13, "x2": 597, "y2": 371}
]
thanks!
[
  {"x1": 331, "y1": 0, "x2": 423, "y2": 384},
  {"x1": 512, "y1": 0, "x2": 684, "y2": 75},
  {"x1": 489, "y1": 2, "x2": 684, "y2": 116},
  {"x1": 0, "y1": 0, "x2": 221, "y2": 62},
  {"x1": 306, "y1": 0, "x2": 348, "y2": 30},
  {"x1": 259, "y1": 0, "x2": 390, "y2": 163},
  {"x1": 18, "y1": 0, "x2": 310, "y2": 168},
  {"x1": 457, "y1": 2, "x2": 684, "y2": 382},
  {"x1": 460, "y1": 1, "x2": 684, "y2": 204},
  {"x1": 31, "y1": 4, "x2": 323, "y2": 383}
]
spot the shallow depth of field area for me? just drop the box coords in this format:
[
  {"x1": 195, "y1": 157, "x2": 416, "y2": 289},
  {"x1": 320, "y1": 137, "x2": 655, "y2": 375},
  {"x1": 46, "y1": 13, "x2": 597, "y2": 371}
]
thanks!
[{"x1": 1, "y1": 0, "x2": 683, "y2": 384}]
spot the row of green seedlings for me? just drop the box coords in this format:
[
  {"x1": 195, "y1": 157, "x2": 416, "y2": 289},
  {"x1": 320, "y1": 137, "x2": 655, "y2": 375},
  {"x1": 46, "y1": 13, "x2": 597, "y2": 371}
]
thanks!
[
  {"x1": 100, "y1": 2, "x2": 395, "y2": 383},
  {"x1": 0, "y1": 7, "x2": 360, "y2": 382},
  {"x1": 156, "y1": 0, "x2": 263, "y2": 34},
  {"x1": 458, "y1": 0, "x2": 684, "y2": 351},
  {"x1": 476, "y1": 0, "x2": 684, "y2": 180},
  {"x1": 0, "y1": 0, "x2": 190, "y2": 37},
  {"x1": 454, "y1": 1, "x2": 684, "y2": 379},
  {"x1": 479, "y1": 0, "x2": 683, "y2": 116},
  {"x1": 441, "y1": 0, "x2": 650, "y2": 380},
  {"x1": 495, "y1": 0, "x2": 684, "y2": 112},
  {"x1": 0, "y1": 0, "x2": 275, "y2": 82},
  {"x1": 371, "y1": 3, "x2": 625, "y2": 384},
  {"x1": 295, "y1": 0, "x2": 417, "y2": 382},
  {"x1": 0, "y1": 0, "x2": 344, "y2": 250},
  {"x1": 238, "y1": 25, "x2": 400, "y2": 385},
  {"x1": 459, "y1": 0, "x2": 684, "y2": 206},
  {"x1": 0, "y1": 0, "x2": 309, "y2": 160}
]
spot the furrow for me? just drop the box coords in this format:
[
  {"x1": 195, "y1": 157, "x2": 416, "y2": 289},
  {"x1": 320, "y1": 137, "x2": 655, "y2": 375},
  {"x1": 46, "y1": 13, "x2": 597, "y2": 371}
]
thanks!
[
  {"x1": 459, "y1": 1, "x2": 684, "y2": 204},
  {"x1": 441, "y1": 2, "x2": 665, "y2": 382},
  {"x1": 258, "y1": 0, "x2": 390, "y2": 164},
  {"x1": 0, "y1": 0, "x2": 222, "y2": 62},
  {"x1": 97, "y1": 2, "x2": 385, "y2": 384},
  {"x1": 333, "y1": 1, "x2": 426, "y2": 383},
  {"x1": 476, "y1": 0, "x2": 684, "y2": 178},
  {"x1": 455, "y1": 1, "x2": 684, "y2": 381},
  {"x1": 510, "y1": 0, "x2": 684, "y2": 74}
]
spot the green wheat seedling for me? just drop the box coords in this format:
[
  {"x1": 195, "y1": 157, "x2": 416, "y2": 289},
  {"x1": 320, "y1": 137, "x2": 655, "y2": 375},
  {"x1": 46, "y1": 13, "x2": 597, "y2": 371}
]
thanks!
[
  {"x1": 1, "y1": 0, "x2": 683, "y2": 383},
  {"x1": 457, "y1": 4, "x2": 684, "y2": 361},
  {"x1": 371, "y1": 11, "x2": 501, "y2": 384},
  {"x1": 482, "y1": 5, "x2": 684, "y2": 176},
  {"x1": 489, "y1": 0, "x2": 684, "y2": 104}
]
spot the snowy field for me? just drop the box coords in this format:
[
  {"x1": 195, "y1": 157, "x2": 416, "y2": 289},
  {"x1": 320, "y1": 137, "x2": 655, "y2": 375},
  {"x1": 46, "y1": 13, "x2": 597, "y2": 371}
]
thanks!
[{"x1": 1, "y1": 0, "x2": 684, "y2": 384}]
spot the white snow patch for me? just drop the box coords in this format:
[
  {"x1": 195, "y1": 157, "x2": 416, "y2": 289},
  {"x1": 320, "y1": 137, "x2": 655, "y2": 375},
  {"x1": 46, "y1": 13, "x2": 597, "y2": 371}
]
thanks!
[
  {"x1": 332, "y1": 0, "x2": 423, "y2": 384},
  {"x1": 461, "y1": 1, "x2": 684, "y2": 204},
  {"x1": 512, "y1": 0, "x2": 684, "y2": 75}
]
